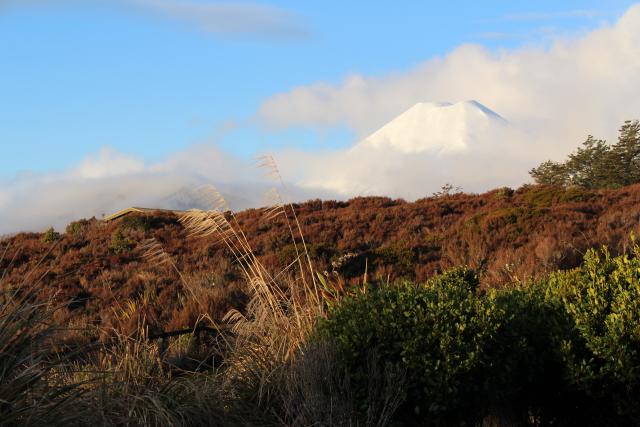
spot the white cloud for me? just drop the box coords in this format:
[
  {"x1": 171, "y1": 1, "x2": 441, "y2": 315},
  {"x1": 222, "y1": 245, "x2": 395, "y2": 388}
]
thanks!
[
  {"x1": 255, "y1": 5, "x2": 640, "y2": 199},
  {"x1": 72, "y1": 147, "x2": 145, "y2": 179},
  {"x1": 128, "y1": 0, "x2": 308, "y2": 39},
  {"x1": 0, "y1": 0, "x2": 308, "y2": 40},
  {"x1": 0, "y1": 144, "x2": 338, "y2": 234},
  {"x1": 0, "y1": 191, "x2": 11, "y2": 211},
  {"x1": 498, "y1": 9, "x2": 602, "y2": 22},
  {"x1": 276, "y1": 124, "x2": 533, "y2": 200},
  {"x1": 259, "y1": 4, "x2": 640, "y2": 147}
]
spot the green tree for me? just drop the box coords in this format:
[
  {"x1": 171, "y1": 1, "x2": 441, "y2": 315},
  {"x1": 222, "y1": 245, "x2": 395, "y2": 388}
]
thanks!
[
  {"x1": 529, "y1": 160, "x2": 568, "y2": 186},
  {"x1": 565, "y1": 136, "x2": 610, "y2": 188},
  {"x1": 530, "y1": 120, "x2": 640, "y2": 189},
  {"x1": 608, "y1": 120, "x2": 640, "y2": 186}
]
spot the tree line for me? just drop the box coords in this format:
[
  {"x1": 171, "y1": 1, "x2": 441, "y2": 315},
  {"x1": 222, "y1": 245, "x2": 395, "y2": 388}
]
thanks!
[{"x1": 530, "y1": 120, "x2": 640, "y2": 189}]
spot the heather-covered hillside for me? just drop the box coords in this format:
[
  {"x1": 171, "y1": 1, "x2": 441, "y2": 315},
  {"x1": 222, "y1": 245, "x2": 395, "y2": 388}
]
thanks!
[{"x1": 2, "y1": 184, "x2": 639, "y2": 340}]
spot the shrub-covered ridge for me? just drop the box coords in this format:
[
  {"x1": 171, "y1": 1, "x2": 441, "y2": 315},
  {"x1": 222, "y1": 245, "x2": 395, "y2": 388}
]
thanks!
[
  {"x1": 2, "y1": 183, "x2": 640, "y2": 344},
  {"x1": 4, "y1": 194, "x2": 640, "y2": 424}
]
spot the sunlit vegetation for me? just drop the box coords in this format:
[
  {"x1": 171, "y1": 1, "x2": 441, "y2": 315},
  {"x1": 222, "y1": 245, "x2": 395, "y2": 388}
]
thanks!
[
  {"x1": 531, "y1": 120, "x2": 640, "y2": 189},
  {"x1": 3, "y1": 178, "x2": 640, "y2": 425},
  {"x1": 318, "y1": 247, "x2": 640, "y2": 424}
]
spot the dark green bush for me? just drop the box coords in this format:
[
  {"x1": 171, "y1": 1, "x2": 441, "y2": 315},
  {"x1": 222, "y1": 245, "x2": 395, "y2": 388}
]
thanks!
[
  {"x1": 109, "y1": 229, "x2": 134, "y2": 255},
  {"x1": 65, "y1": 218, "x2": 91, "y2": 236},
  {"x1": 330, "y1": 245, "x2": 416, "y2": 280},
  {"x1": 120, "y1": 214, "x2": 165, "y2": 232},
  {"x1": 493, "y1": 186, "x2": 514, "y2": 200},
  {"x1": 317, "y1": 261, "x2": 638, "y2": 425},
  {"x1": 316, "y1": 268, "x2": 501, "y2": 425},
  {"x1": 544, "y1": 245, "x2": 640, "y2": 422},
  {"x1": 484, "y1": 285, "x2": 580, "y2": 424},
  {"x1": 41, "y1": 227, "x2": 59, "y2": 243}
]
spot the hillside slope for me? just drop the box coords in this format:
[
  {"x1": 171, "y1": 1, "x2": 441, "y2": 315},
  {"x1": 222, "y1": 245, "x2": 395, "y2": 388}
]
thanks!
[{"x1": 2, "y1": 184, "x2": 640, "y2": 340}]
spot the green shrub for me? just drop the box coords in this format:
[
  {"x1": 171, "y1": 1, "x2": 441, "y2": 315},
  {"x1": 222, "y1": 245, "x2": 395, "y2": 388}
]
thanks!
[
  {"x1": 493, "y1": 186, "x2": 514, "y2": 200},
  {"x1": 520, "y1": 185, "x2": 594, "y2": 208},
  {"x1": 544, "y1": 245, "x2": 640, "y2": 422},
  {"x1": 109, "y1": 229, "x2": 134, "y2": 255},
  {"x1": 329, "y1": 245, "x2": 416, "y2": 280},
  {"x1": 41, "y1": 227, "x2": 59, "y2": 243},
  {"x1": 120, "y1": 214, "x2": 164, "y2": 232},
  {"x1": 316, "y1": 268, "x2": 501, "y2": 425},
  {"x1": 316, "y1": 265, "x2": 627, "y2": 425},
  {"x1": 483, "y1": 207, "x2": 522, "y2": 230},
  {"x1": 65, "y1": 218, "x2": 91, "y2": 236},
  {"x1": 372, "y1": 245, "x2": 415, "y2": 277},
  {"x1": 279, "y1": 243, "x2": 336, "y2": 265},
  {"x1": 485, "y1": 285, "x2": 580, "y2": 424}
]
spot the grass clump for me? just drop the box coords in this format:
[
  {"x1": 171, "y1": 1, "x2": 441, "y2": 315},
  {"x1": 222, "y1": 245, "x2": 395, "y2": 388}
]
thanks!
[{"x1": 0, "y1": 289, "x2": 82, "y2": 426}]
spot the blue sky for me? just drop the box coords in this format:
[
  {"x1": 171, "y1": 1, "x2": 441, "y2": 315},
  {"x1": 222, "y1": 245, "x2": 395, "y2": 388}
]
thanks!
[{"x1": 1, "y1": 0, "x2": 635, "y2": 177}]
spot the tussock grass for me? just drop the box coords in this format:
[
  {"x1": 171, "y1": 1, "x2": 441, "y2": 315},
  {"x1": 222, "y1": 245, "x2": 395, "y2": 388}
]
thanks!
[
  {"x1": 1, "y1": 157, "x2": 397, "y2": 426},
  {"x1": 0, "y1": 285, "x2": 82, "y2": 426}
]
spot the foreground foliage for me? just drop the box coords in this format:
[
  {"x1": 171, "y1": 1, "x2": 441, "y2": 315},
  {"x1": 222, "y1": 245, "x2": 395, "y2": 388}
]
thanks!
[
  {"x1": 546, "y1": 245, "x2": 640, "y2": 423},
  {"x1": 318, "y1": 245, "x2": 640, "y2": 425},
  {"x1": 317, "y1": 269, "x2": 499, "y2": 424},
  {"x1": 3, "y1": 185, "x2": 640, "y2": 425}
]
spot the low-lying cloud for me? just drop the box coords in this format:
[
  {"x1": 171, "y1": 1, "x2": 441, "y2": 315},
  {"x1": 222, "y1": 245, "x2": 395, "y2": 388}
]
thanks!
[{"x1": 0, "y1": 146, "x2": 337, "y2": 235}]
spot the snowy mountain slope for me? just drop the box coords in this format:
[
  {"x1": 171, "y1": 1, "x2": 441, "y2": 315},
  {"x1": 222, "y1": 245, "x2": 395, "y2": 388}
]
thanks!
[
  {"x1": 288, "y1": 99, "x2": 533, "y2": 199},
  {"x1": 354, "y1": 100, "x2": 508, "y2": 154}
]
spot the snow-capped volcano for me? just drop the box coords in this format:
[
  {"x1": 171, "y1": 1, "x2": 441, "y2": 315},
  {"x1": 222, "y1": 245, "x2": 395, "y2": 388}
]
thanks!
[
  {"x1": 355, "y1": 100, "x2": 507, "y2": 154},
  {"x1": 292, "y1": 99, "x2": 527, "y2": 199}
]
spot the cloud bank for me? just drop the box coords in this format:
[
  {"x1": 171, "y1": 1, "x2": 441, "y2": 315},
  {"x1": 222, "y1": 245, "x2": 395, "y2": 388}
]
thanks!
[
  {"x1": 259, "y1": 4, "x2": 640, "y2": 148},
  {"x1": 255, "y1": 5, "x2": 640, "y2": 200},
  {"x1": 0, "y1": 146, "x2": 337, "y2": 235},
  {"x1": 3, "y1": 5, "x2": 640, "y2": 234}
]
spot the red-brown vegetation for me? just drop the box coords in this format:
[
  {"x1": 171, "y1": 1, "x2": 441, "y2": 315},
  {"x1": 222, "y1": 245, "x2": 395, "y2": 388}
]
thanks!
[{"x1": 2, "y1": 184, "x2": 640, "y2": 340}]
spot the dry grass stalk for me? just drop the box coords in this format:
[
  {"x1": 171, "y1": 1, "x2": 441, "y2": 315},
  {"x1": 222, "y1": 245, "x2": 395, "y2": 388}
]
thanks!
[
  {"x1": 138, "y1": 237, "x2": 204, "y2": 303},
  {"x1": 0, "y1": 283, "x2": 84, "y2": 426},
  {"x1": 257, "y1": 155, "x2": 319, "y2": 299},
  {"x1": 176, "y1": 170, "x2": 328, "y2": 412},
  {"x1": 278, "y1": 343, "x2": 406, "y2": 427}
]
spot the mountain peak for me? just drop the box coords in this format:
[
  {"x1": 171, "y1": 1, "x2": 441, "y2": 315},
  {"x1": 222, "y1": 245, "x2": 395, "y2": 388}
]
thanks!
[{"x1": 356, "y1": 100, "x2": 507, "y2": 154}]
